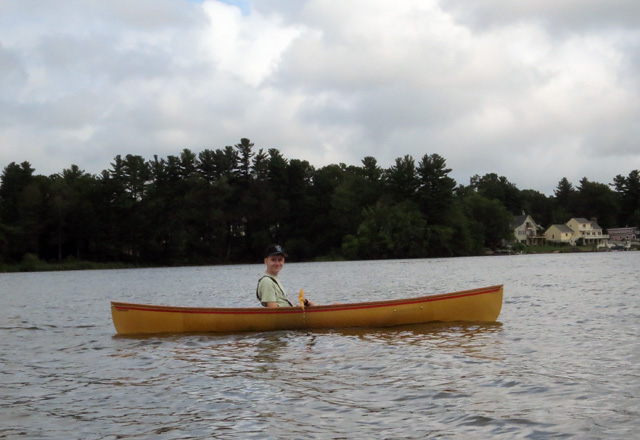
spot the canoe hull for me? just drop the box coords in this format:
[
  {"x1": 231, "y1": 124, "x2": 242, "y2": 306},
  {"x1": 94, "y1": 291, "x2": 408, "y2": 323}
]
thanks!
[{"x1": 111, "y1": 285, "x2": 503, "y2": 335}]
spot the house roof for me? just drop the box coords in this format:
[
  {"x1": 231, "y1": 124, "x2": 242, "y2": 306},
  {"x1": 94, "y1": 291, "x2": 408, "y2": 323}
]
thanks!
[
  {"x1": 511, "y1": 214, "x2": 528, "y2": 229},
  {"x1": 569, "y1": 217, "x2": 603, "y2": 229},
  {"x1": 549, "y1": 224, "x2": 574, "y2": 233},
  {"x1": 607, "y1": 227, "x2": 637, "y2": 233},
  {"x1": 572, "y1": 218, "x2": 591, "y2": 223},
  {"x1": 512, "y1": 214, "x2": 539, "y2": 229}
]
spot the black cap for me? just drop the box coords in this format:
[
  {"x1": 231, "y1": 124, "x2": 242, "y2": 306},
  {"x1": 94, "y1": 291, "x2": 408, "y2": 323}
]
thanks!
[{"x1": 264, "y1": 244, "x2": 288, "y2": 258}]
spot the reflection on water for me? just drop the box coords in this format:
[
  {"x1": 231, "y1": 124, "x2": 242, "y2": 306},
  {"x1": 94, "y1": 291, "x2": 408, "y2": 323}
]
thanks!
[{"x1": 2, "y1": 252, "x2": 640, "y2": 439}]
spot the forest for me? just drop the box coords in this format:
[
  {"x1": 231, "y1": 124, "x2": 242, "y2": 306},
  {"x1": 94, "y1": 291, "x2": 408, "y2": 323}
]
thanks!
[{"x1": 1, "y1": 138, "x2": 639, "y2": 268}]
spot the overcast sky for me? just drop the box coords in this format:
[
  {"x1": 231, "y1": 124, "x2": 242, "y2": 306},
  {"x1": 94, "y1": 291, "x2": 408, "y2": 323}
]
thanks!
[{"x1": 1, "y1": 0, "x2": 639, "y2": 195}]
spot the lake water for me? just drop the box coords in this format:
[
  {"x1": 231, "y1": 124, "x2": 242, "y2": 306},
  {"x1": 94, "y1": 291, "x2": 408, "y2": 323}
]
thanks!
[{"x1": 1, "y1": 252, "x2": 639, "y2": 439}]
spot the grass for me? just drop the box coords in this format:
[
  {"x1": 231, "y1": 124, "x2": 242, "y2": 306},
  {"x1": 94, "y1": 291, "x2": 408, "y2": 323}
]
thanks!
[{"x1": 0, "y1": 254, "x2": 136, "y2": 273}]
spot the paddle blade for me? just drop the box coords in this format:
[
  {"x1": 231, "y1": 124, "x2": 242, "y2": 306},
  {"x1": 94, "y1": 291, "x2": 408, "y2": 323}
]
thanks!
[{"x1": 299, "y1": 289, "x2": 305, "y2": 310}]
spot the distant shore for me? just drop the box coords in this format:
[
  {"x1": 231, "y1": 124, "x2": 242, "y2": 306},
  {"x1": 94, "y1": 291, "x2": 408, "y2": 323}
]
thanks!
[
  {"x1": 487, "y1": 244, "x2": 639, "y2": 256},
  {"x1": 1, "y1": 245, "x2": 637, "y2": 274}
]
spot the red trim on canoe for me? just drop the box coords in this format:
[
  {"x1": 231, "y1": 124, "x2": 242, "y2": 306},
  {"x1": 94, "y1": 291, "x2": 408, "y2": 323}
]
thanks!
[{"x1": 112, "y1": 285, "x2": 502, "y2": 315}]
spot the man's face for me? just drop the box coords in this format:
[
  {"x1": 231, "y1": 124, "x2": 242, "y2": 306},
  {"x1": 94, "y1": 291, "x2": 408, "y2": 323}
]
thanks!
[{"x1": 265, "y1": 255, "x2": 285, "y2": 276}]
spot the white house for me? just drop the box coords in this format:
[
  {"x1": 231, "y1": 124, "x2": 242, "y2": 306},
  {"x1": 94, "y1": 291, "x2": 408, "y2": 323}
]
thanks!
[
  {"x1": 545, "y1": 224, "x2": 575, "y2": 245},
  {"x1": 512, "y1": 214, "x2": 545, "y2": 245},
  {"x1": 566, "y1": 218, "x2": 609, "y2": 247}
]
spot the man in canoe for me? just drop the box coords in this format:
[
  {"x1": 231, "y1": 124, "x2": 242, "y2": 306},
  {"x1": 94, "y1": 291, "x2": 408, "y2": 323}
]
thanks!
[{"x1": 257, "y1": 244, "x2": 316, "y2": 308}]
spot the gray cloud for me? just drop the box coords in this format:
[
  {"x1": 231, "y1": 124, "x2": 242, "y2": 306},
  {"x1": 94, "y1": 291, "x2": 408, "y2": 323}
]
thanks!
[
  {"x1": 439, "y1": 0, "x2": 640, "y2": 33},
  {"x1": 0, "y1": 0, "x2": 638, "y2": 195}
]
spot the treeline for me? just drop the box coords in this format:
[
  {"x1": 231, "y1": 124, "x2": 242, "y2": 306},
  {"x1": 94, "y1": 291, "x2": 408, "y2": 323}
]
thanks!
[{"x1": 1, "y1": 138, "x2": 639, "y2": 267}]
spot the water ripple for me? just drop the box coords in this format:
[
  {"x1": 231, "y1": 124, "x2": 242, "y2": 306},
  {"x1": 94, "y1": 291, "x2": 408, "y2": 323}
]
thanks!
[{"x1": 2, "y1": 253, "x2": 640, "y2": 438}]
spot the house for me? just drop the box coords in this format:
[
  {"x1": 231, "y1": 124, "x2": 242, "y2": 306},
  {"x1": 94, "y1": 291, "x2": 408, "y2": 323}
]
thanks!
[
  {"x1": 607, "y1": 227, "x2": 638, "y2": 243},
  {"x1": 512, "y1": 214, "x2": 545, "y2": 245},
  {"x1": 565, "y1": 217, "x2": 609, "y2": 247},
  {"x1": 545, "y1": 224, "x2": 575, "y2": 245}
]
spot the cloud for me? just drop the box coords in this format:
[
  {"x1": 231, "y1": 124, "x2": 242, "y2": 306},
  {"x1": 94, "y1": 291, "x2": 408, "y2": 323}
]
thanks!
[
  {"x1": 200, "y1": 1, "x2": 304, "y2": 86},
  {"x1": 439, "y1": 0, "x2": 640, "y2": 33},
  {"x1": 0, "y1": 0, "x2": 638, "y2": 195}
]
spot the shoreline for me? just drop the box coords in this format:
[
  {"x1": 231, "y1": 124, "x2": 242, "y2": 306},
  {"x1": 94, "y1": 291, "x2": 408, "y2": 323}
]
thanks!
[{"x1": 1, "y1": 245, "x2": 637, "y2": 274}]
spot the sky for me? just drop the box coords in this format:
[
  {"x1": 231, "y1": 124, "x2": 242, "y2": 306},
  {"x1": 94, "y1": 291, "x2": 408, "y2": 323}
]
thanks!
[{"x1": 1, "y1": 0, "x2": 639, "y2": 195}]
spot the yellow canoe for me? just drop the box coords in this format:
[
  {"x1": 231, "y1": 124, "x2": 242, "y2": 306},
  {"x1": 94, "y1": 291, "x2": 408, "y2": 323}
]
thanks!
[{"x1": 111, "y1": 285, "x2": 503, "y2": 335}]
